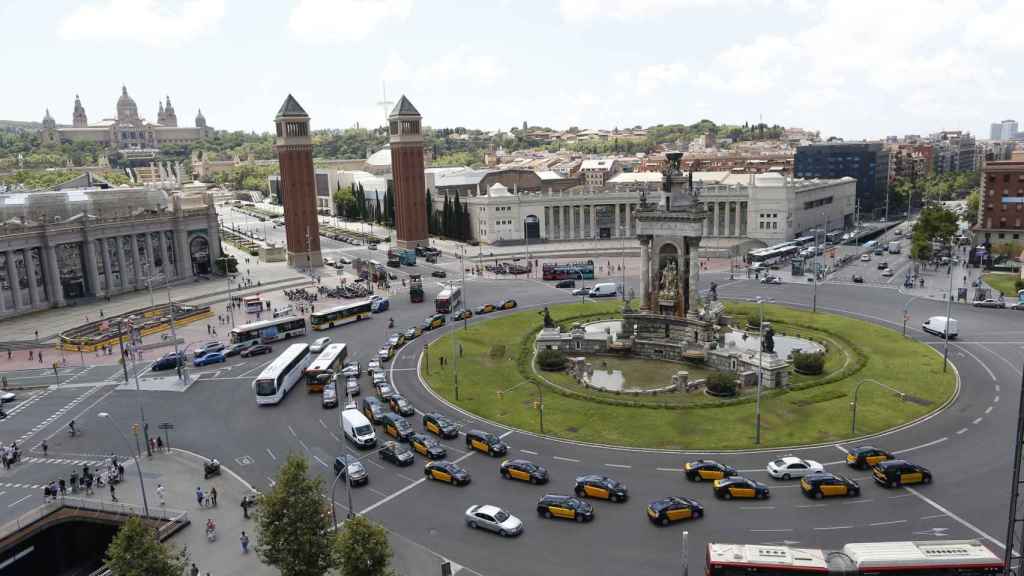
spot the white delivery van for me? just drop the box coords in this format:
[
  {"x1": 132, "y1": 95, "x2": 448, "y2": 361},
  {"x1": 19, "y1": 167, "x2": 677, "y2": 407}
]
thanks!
[
  {"x1": 588, "y1": 283, "x2": 618, "y2": 298},
  {"x1": 341, "y1": 406, "x2": 377, "y2": 448},
  {"x1": 888, "y1": 241, "x2": 901, "y2": 254},
  {"x1": 922, "y1": 316, "x2": 958, "y2": 339}
]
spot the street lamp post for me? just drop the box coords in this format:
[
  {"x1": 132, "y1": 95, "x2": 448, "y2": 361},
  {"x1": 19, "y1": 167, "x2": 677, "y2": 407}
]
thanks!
[
  {"x1": 449, "y1": 285, "x2": 460, "y2": 401},
  {"x1": 755, "y1": 297, "x2": 765, "y2": 445},
  {"x1": 619, "y1": 226, "x2": 626, "y2": 303},
  {"x1": 942, "y1": 240, "x2": 954, "y2": 373},
  {"x1": 118, "y1": 319, "x2": 151, "y2": 457},
  {"x1": 850, "y1": 378, "x2": 906, "y2": 434},
  {"x1": 330, "y1": 460, "x2": 355, "y2": 530},
  {"x1": 97, "y1": 412, "x2": 150, "y2": 517},
  {"x1": 902, "y1": 295, "x2": 917, "y2": 337}
]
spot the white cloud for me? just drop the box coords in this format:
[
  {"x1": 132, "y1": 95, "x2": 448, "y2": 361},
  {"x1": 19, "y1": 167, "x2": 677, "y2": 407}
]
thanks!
[
  {"x1": 288, "y1": 0, "x2": 412, "y2": 44},
  {"x1": 414, "y1": 46, "x2": 508, "y2": 87},
  {"x1": 558, "y1": 0, "x2": 797, "y2": 23},
  {"x1": 635, "y1": 62, "x2": 688, "y2": 96},
  {"x1": 58, "y1": 0, "x2": 224, "y2": 46}
]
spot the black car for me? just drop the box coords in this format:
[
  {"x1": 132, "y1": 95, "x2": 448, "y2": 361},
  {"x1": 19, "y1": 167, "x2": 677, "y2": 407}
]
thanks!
[
  {"x1": 872, "y1": 460, "x2": 932, "y2": 488},
  {"x1": 555, "y1": 280, "x2": 575, "y2": 289},
  {"x1": 423, "y1": 412, "x2": 460, "y2": 439},
  {"x1": 713, "y1": 476, "x2": 770, "y2": 500},
  {"x1": 224, "y1": 343, "x2": 249, "y2": 357},
  {"x1": 380, "y1": 413, "x2": 414, "y2": 441},
  {"x1": 846, "y1": 446, "x2": 894, "y2": 469},
  {"x1": 431, "y1": 270, "x2": 447, "y2": 278},
  {"x1": 536, "y1": 494, "x2": 593, "y2": 522},
  {"x1": 852, "y1": 274, "x2": 864, "y2": 283},
  {"x1": 241, "y1": 344, "x2": 272, "y2": 358},
  {"x1": 646, "y1": 496, "x2": 703, "y2": 526},
  {"x1": 333, "y1": 455, "x2": 369, "y2": 486},
  {"x1": 500, "y1": 459, "x2": 549, "y2": 484},
  {"x1": 877, "y1": 261, "x2": 889, "y2": 270},
  {"x1": 409, "y1": 433, "x2": 447, "y2": 460},
  {"x1": 379, "y1": 441, "x2": 415, "y2": 466},
  {"x1": 465, "y1": 429, "x2": 508, "y2": 456},
  {"x1": 387, "y1": 394, "x2": 415, "y2": 417},
  {"x1": 574, "y1": 475, "x2": 628, "y2": 502},
  {"x1": 684, "y1": 459, "x2": 737, "y2": 482},
  {"x1": 361, "y1": 397, "x2": 388, "y2": 424},
  {"x1": 424, "y1": 460, "x2": 470, "y2": 485},
  {"x1": 151, "y1": 352, "x2": 184, "y2": 371}
]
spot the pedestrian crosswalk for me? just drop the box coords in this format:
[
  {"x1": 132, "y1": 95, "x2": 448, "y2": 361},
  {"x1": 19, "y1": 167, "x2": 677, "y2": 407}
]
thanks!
[{"x1": 21, "y1": 456, "x2": 106, "y2": 467}]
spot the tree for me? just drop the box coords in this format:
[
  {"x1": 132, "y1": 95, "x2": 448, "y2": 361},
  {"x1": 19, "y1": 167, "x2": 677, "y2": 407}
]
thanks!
[
  {"x1": 337, "y1": 515, "x2": 395, "y2": 576},
  {"x1": 333, "y1": 185, "x2": 355, "y2": 219},
  {"x1": 452, "y1": 194, "x2": 463, "y2": 241},
  {"x1": 104, "y1": 516, "x2": 189, "y2": 576},
  {"x1": 965, "y1": 189, "x2": 980, "y2": 226},
  {"x1": 256, "y1": 454, "x2": 342, "y2": 576},
  {"x1": 375, "y1": 197, "x2": 382, "y2": 225},
  {"x1": 425, "y1": 191, "x2": 434, "y2": 234}
]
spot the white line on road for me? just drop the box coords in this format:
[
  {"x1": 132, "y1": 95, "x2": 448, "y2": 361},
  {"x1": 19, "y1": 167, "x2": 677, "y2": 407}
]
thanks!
[
  {"x1": 739, "y1": 506, "x2": 775, "y2": 510},
  {"x1": 656, "y1": 467, "x2": 680, "y2": 472},
  {"x1": 973, "y1": 417, "x2": 984, "y2": 425},
  {"x1": 553, "y1": 456, "x2": 580, "y2": 463},
  {"x1": 985, "y1": 406, "x2": 993, "y2": 414},
  {"x1": 396, "y1": 473, "x2": 416, "y2": 483},
  {"x1": 7, "y1": 495, "x2": 31, "y2": 507},
  {"x1": 870, "y1": 520, "x2": 907, "y2": 527},
  {"x1": 997, "y1": 385, "x2": 1001, "y2": 392},
  {"x1": 605, "y1": 463, "x2": 631, "y2": 469},
  {"x1": 368, "y1": 487, "x2": 388, "y2": 498},
  {"x1": 288, "y1": 426, "x2": 297, "y2": 437},
  {"x1": 905, "y1": 486, "x2": 1008, "y2": 550},
  {"x1": 842, "y1": 499, "x2": 873, "y2": 504},
  {"x1": 833, "y1": 444, "x2": 849, "y2": 454},
  {"x1": 995, "y1": 396, "x2": 1000, "y2": 403},
  {"x1": 313, "y1": 455, "x2": 329, "y2": 468},
  {"x1": 750, "y1": 528, "x2": 791, "y2": 532},
  {"x1": 893, "y1": 436, "x2": 947, "y2": 455},
  {"x1": 921, "y1": 513, "x2": 947, "y2": 520},
  {"x1": 956, "y1": 428, "x2": 968, "y2": 435},
  {"x1": 888, "y1": 494, "x2": 911, "y2": 499},
  {"x1": 266, "y1": 477, "x2": 276, "y2": 487},
  {"x1": 298, "y1": 440, "x2": 311, "y2": 453},
  {"x1": 266, "y1": 448, "x2": 276, "y2": 461},
  {"x1": 499, "y1": 430, "x2": 514, "y2": 439},
  {"x1": 796, "y1": 504, "x2": 826, "y2": 509},
  {"x1": 813, "y1": 525, "x2": 853, "y2": 531},
  {"x1": 329, "y1": 432, "x2": 340, "y2": 442},
  {"x1": 320, "y1": 419, "x2": 328, "y2": 430},
  {"x1": 520, "y1": 449, "x2": 538, "y2": 455}
]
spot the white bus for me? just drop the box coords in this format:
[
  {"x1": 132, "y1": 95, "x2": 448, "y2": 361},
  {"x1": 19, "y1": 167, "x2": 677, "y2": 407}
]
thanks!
[
  {"x1": 435, "y1": 286, "x2": 462, "y2": 314},
  {"x1": 254, "y1": 343, "x2": 312, "y2": 405},
  {"x1": 310, "y1": 300, "x2": 373, "y2": 331},
  {"x1": 305, "y1": 343, "x2": 347, "y2": 392},
  {"x1": 230, "y1": 317, "x2": 307, "y2": 347},
  {"x1": 242, "y1": 295, "x2": 264, "y2": 313}
]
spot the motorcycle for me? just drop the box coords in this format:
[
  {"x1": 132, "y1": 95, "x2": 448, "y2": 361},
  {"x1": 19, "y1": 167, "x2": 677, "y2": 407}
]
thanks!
[
  {"x1": 206, "y1": 523, "x2": 217, "y2": 542},
  {"x1": 204, "y1": 460, "x2": 221, "y2": 480}
]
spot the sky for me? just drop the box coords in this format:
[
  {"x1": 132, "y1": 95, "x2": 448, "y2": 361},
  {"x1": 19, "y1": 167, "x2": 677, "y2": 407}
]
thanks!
[{"x1": 2, "y1": 0, "x2": 1021, "y2": 140}]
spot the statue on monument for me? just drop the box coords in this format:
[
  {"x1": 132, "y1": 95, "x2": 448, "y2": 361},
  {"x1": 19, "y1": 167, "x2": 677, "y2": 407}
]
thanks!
[
  {"x1": 658, "y1": 259, "x2": 678, "y2": 300},
  {"x1": 540, "y1": 306, "x2": 555, "y2": 329},
  {"x1": 761, "y1": 324, "x2": 776, "y2": 355}
]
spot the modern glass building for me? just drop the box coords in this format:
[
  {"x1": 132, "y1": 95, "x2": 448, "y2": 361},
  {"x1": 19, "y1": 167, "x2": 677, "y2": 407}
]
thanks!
[{"x1": 794, "y1": 142, "x2": 889, "y2": 218}]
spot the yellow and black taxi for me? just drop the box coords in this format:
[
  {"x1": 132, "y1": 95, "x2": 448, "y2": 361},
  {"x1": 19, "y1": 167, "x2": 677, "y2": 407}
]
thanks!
[
  {"x1": 379, "y1": 412, "x2": 414, "y2": 441},
  {"x1": 378, "y1": 440, "x2": 415, "y2": 466},
  {"x1": 424, "y1": 460, "x2": 471, "y2": 486},
  {"x1": 474, "y1": 303, "x2": 496, "y2": 315},
  {"x1": 453, "y1": 309, "x2": 473, "y2": 321},
  {"x1": 361, "y1": 397, "x2": 387, "y2": 424},
  {"x1": 684, "y1": 459, "x2": 737, "y2": 482},
  {"x1": 409, "y1": 433, "x2": 447, "y2": 460},
  {"x1": 800, "y1": 472, "x2": 860, "y2": 499},
  {"x1": 422, "y1": 314, "x2": 446, "y2": 331},
  {"x1": 386, "y1": 333, "x2": 405, "y2": 348},
  {"x1": 573, "y1": 474, "x2": 628, "y2": 502},
  {"x1": 536, "y1": 494, "x2": 594, "y2": 523},
  {"x1": 500, "y1": 459, "x2": 549, "y2": 484},
  {"x1": 387, "y1": 394, "x2": 415, "y2": 417},
  {"x1": 646, "y1": 496, "x2": 704, "y2": 526},
  {"x1": 422, "y1": 412, "x2": 460, "y2": 439},
  {"x1": 465, "y1": 429, "x2": 508, "y2": 457},
  {"x1": 713, "y1": 476, "x2": 770, "y2": 500},
  {"x1": 498, "y1": 299, "x2": 517, "y2": 310},
  {"x1": 846, "y1": 445, "x2": 894, "y2": 469},
  {"x1": 872, "y1": 459, "x2": 932, "y2": 488}
]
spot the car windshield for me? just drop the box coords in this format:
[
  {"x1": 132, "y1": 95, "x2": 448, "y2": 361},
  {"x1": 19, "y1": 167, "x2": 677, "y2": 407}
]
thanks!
[
  {"x1": 567, "y1": 498, "x2": 582, "y2": 507},
  {"x1": 772, "y1": 459, "x2": 786, "y2": 466},
  {"x1": 354, "y1": 425, "x2": 372, "y2": 436},
  {"x1": 494, "y1": 510, "x2": 510, "y2": 522}
]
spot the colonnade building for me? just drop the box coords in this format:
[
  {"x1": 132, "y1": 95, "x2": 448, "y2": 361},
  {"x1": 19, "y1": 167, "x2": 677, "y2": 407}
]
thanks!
[{"x1": 0, "y1": 185, "x2": 221, "y2": 319}]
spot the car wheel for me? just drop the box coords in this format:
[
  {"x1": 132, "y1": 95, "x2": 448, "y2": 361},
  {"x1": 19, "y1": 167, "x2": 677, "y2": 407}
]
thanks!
[
  {"x1": 922, "y1": 475, "x2": 931, "y2": 484},
  {"x1": 529, "y1": 477, "x2": 537, "y2": 485},
  {"x1": 468, "y1": 521, "x2": 477, "y2": 530},
  {"x1": 850, "y1": 488, "x2": 860, "y2": 497},
  {"x1": 424, "y1": 469, "x2": 431, "y2": 477},
  {"x1": 500, "y1": 470, "x2": 509, "y2": 479},
  {"x1": 660, "y1": 517, "x2": 669, "y2": 526},
  {"x1": 782, "y1": 473, "x2": 791, "y2": 480},
  {"x1": 574, "y1": 514, "x2": 584, "y2": 523},
  {"x1": 693, "y1": 510, "x2": 703, "y2": 519},
  {"x1": 722, "y1": 492, "x2": 732, "y2": 500},
  {"x1": 814, "y1": 491, "x2": 823, "y2": 499},
  {"x1": 543, "y1": 510, "x2": 552, "y2": 519},
  {"x1": 499, "y1": 529, "x2": 508, "y2": 537},
  {"x1": 575, "y1": 487, "x2": 584, "y2": 497},
  {"x1": 611, "y1": 494, "x2": 620, "y2": 503}
]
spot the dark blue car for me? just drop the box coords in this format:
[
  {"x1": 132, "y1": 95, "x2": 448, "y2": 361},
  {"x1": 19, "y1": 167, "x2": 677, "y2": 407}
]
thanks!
[{"x1": 193, "y1": 351, "x2": 226, "y2": 367}]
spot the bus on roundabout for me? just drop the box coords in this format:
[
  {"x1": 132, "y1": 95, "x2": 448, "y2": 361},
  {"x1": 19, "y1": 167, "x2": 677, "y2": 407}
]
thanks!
[
  {"x1": 230, "y1": 316, "x2": 307, "y2": 347},
  {"x1": 254, "y1": 343, "x2": 312, "y2": 405},
  {"x1": 310, "y1": 300, "x2": 373, "y2": 331},
  {"x1": 305, "y1": 343, "x2": 348, "y2": 393}
]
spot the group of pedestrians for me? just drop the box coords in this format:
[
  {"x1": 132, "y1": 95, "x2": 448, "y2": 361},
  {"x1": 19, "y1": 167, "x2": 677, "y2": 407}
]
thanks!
[
  {"x1": 42, "y1": 460, "x2": 122, "y2": 502},
  {"x1": 1, "y1": 442, "x2": 20, "y2": 469}
]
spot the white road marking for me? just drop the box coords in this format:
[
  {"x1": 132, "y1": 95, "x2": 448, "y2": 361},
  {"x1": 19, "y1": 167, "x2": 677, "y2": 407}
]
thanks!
[
  {"x1": 833, "y1": 444, "x2": 849, "y2": 454},
  {"x1": 288, "y1": 426, "x2": 297, "y2": 437},
  {"x1": 870, "y1": 520, "x2": 907, "y2": 527},
  {"x1": 973, "y1": 417, "x2": 983, "y2": 425},
  {"x1": 750, "y1": 528, "x2": 791, "y2": 532},
  {"x1": 396, "y1": 473, "x2": 416, "y2": 483},
  {"x1": 298, "y1": 440, "x2": 311, "y2": 454},
  {"x1": 892, "y1": 436, "x2": 947, "y2": 455},
  {"x1": 888, "y1": 494, "x2": 911, "y2": 499},
  {"x1": 813, "y1": 525, "x2": 852, "y2": 531},
  {"x1": 7, "y1": 495, "x2": 31, "y2": 507},
  {"x1": 656, "y1": 467, "x2": 680, "y2": 472},
  {"x1": 266, "y1": 448, "x2": 276, "y2": 461},
  {"x1": 320, "y1": 419, "x2": 328, "y2": 430},
  {"x1": 995, "y1": 396, "x2": 1000, "y2": 403},
  {"x1": 996, "y1": 385, "x2": 1001, "y2": 392},
  {"x1": 329, "y1": 432, "x2": 340, "y2": 442},
  {"x1": 985, "y1": 406, "x2": 993, "y2": 414},
  {"x1": 739, "y1": 506, "x2": 775, "y2": 510},
  {"x1": 842, "y1": 499, "x2": 873, "y2": 504},
  {"x1": 266, "y1": 477, "x2": 276, "y2": 487},
  {"x1": 553, "y1": 456, "x2": 580, "y2": 463},
  {"x1": 368, "y1": 487, "x2": 388, "y2": 497},
  {"x1": 796, "y1": 504, "x2": 826, "y2": 509},
  {"x1": 313, "y1": 455, "x2": 329, "y2": 468},
  {"x1": 921, "y1": 513, "x2": 947, "y2": 520},
  {"x1": 949, "y1": 343, "x2": 997, "y2": 381},
  {"x1": 520, "y1": 449, "x2": 538, "y2": 455},
  {"x1": 499, "y1": 430, "x2": 514, "y2": 439},
  {"x1": 956, "y1": 428, "x2": 968, "y2": 435},
  {"x1": 905, "y1": 486, "x2": 1008, "y2": 550},
  {"x1": 605, "y1": 463, "x2": 631, "y2": 469}
]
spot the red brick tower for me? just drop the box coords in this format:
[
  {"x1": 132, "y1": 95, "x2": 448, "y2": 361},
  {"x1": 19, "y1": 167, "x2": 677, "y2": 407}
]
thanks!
[
  {"x1": 388, "y1": 96, "x2": 429, "y2": 250},
  {"x1": 274, "y1": 95, "x2": 322, "y2": 268}
]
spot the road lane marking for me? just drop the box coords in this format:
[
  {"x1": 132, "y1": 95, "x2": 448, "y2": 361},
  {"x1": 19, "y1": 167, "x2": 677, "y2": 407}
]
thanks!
[
  {"x1": 396, "y1": 473, "x2": 416, "y2": 483},
  {"x1": 995, "y1": 396, "x2": 1000, "y2": 403},
  {"x1": 553, "y1": 456, "x2": 580, "y2": 463},
  {"x1": 266, "y1": 448, "x2": 276, "y2": 461},
  {"x1": 813, "y1": 525, "x2": 852, "y2": 530},
  {"x1": 956, "y1": 428, "x2": 968, "y2": 435},
  {"x1": 605, "y1": 463, "x2": 631, "y2": 469},
  {"x1": 288, "y1": 426, "x2": 297, "y2": 437},
  {"x1": 313, "y1": 455, "x2": 329, "y2": 468},
  {"x1": 905, "y1": 486, "x2": 1008, "y2": 550},
  {"x1": 750, "y1": 528, "x2": 791, "y2": 532},
  {"x1": 360, "y1": 439, "x2": 481, "y2": 515},
  {"x1": 7, "y1": 495, "x2": 31, "y2": 508},
  {"x1": 656, "y1": 467, "x2": 680, "y2": 472},
  {"x1": 921, "y1": 513, "x2": 947, "y2": 520},
  {"x1": 796, "y1": 504, "x2": 826, "y2": 509},
  {"x1": 949, "y1": 343, "x2": 997, "y2": 381},
  {"x1": 329, "y1": 432, "x2": 340, "y2": 442},
  {"x1": 973, "y1": 417, "x2": 983, "y2": 425},
  {"x1": 888, "y1": 494, "x2": 911, "y2": 499},
  {"x1": 520, "y1": 449, "x2": 538, "y2": 455},
  {"x1": 892, "y1": 437, "x2": 947, "y2": 455},
  {"x1": 985, "y1": 406, "x2": 993, "y2": 414},
  {"x1": 320, "y1": 419, "x2": 328, "y2": 430},
  {"x1": 739, "y1": 506, "x2": 775, "y2": 510},
  {"x1": 368, "y1": 487, "x2": 387, "y2": 497},
  {"x1": 997, "y1": 385, "x2": 1001, "y2": 392},
  {"x1": 870, "y1": 520, "x2": 907, "y2": 527},
  {"x1": 842, "y1": 499, "x2": 873, "y2": 504},
  {"x1": 266, "y1": 477, "x2": 276, "y2": 487},
  {"x1": 833, "y1": 444, "x2": 849, "y2": 454},
  {"x1": 298, "y1": 440, "x2": 311, "y2": 453}
]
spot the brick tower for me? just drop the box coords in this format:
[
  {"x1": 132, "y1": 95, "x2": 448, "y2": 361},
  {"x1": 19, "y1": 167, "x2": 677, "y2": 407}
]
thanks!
[
  {"x1": 388, "y1": 96, "x2": 429, "y2": 250},
  {"x1": 274, "y1": 94, "x2": 322, "y2": 269}
]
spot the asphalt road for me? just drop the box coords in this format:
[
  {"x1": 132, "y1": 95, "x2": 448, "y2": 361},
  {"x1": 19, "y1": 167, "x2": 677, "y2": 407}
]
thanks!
[{"x1": 0, "y1": 247, "x2": 1021, "y2": 575}]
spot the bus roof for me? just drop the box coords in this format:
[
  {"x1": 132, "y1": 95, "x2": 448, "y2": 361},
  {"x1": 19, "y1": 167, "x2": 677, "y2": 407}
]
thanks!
[
  {"x1": 437, "y1": 286, "x2": 461, "y2": 298},
  {"x1": 256, "y1": 343, "x2": 309, "y2": 381},
  {"x1": 311, "y1": 300, "x2": 372, "y2": 317},
  {"x1": 233, "y1": 316, "x2": 302, "y2": 332},
  {"x1": 308, "y1": 343, "x2": 347, "y2": 371},
  {"x1": 842, "y1": 540, "x2": 1002, "y2": 569},
  {"x1": 707, "y1": 544, "x2": 828, "y2": 571}
]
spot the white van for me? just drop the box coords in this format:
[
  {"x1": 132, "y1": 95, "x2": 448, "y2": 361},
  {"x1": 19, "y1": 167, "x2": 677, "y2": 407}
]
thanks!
[
  {"x1": 588, "y1": 283, "x2": 618, "y2": 298},
  {"x1": 341, "y1": 406, "x2": 377, "y2": 448},
  {"x1": 922, "y1": 316, "x2": 958, "y2": 339}
]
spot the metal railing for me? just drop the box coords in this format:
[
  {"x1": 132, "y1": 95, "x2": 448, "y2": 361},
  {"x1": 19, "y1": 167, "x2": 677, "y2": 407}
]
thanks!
[{"x1": 0, "y1": 496, "x2": 188, "y2": 544}]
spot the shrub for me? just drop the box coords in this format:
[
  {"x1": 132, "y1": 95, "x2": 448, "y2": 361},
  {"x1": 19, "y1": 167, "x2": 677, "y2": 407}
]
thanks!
[
  {"x1": 536, "y1": 349, "x2": 567, "y2": 371},
  {"x1": 792, "y1": 351, "x2": 825, "y2": 375},
  {"x1": 1016, "y1": 278, "x2": 1024, "y2": 292},
  {"x1": 705, "y1": 371, "x2": 737, "y2": 397}
]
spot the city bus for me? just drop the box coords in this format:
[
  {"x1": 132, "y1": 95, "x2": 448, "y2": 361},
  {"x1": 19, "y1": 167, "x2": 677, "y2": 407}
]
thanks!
[
  {"x1": 242, "y1": 295, "x2": 264, "y2": 313},
  {"x1": 747, "y1": 242, "x2": 799, "y2": 267},
  {"x1": 310, "y1": 300, "x2": 373, "y2": 331},
  {"x1": 435, "y1": 285, "x2": 462, "y2": 314},
  {"x1": 305, "y1": 343, "x2": 347, "y2": 392},
  {"x1": 253, "y1": 343, "x2": 312, "y2": 405},
  {"x1": 230, "y1": 317, "x2": 307, "y2": 347},
  {"x1": 542, "y1": 261, "x2": 595, "y2": 281},
  {"x1": 705, "y1": 540, "x2": 1003, "y2": 575}
]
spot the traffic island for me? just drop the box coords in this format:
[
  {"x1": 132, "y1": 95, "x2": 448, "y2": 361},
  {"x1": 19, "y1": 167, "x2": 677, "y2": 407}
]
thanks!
[{"x1": 421, "y1": 301, "x2": 955, "y2": 450}]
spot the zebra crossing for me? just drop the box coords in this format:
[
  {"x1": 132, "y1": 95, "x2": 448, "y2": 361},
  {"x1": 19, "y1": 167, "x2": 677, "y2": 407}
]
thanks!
[
  {"x1": 16, "y1": 384, "x2": 110, "y2": 444},
  {"x1": 21, "y1": 456, "x2": 106, "y2": 467}
]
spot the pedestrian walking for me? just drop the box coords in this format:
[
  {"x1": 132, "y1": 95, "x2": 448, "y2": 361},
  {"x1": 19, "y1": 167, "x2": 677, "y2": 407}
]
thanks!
[
  {"x1": 1, "y1": 375, "x2": 6, "y2": 390},
  {"x1": 109, "y1": 482, "x2": 117, "y2": 502},
  {"x1": 210, "y1": 486, "x2": 218, "y2": 507},
  {"x1": 207, "y1": 324, "x2": 211, "y2": 335},
  {"x1": 196, "y1": 486, "x2": 205, "y2": 508},
  {"x1": 58, "y1": 478, "x2": 66, "y2": 496},
  {"x1": 156, "y1": 483, "x2": 166, "y2": 506},
  {"x1": 190, "y1": 563, "x2": 199, "y2": 576},
  {"x1": 156, "y1": 436, "x2": 164, "y2": 451},
  {"x1": 41, "y1": 440, "x2": 47, "y2": 456},
  {"x1": 240, "y1": 531, "x2": 250, "y2": 554}
]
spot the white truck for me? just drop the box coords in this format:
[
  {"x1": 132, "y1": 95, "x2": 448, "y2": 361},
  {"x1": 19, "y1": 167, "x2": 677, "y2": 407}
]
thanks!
[
  {"x1": 341, "y1": 405, "x2": 377, "y2": 448},
  {"x1": 888, "y1": 240, "x2": 901, "y2": 254}
]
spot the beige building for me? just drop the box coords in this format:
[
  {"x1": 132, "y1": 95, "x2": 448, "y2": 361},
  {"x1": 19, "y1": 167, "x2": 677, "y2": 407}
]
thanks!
[{"x1": 41, "y1": 86, "x2": 212, "y2": 149}]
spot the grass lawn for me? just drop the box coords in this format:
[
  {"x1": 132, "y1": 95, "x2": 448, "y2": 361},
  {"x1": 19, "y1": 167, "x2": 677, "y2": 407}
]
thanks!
[
  {"x1": 983, "y1": 273, "x2": 1020, "y2": 297},
  {"x1": 423, "y1": 301, "x2": 955, "y2": 449}
]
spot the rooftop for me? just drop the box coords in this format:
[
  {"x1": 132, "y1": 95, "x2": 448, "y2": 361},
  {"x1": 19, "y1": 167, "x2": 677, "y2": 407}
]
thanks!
[{"x1": 276, "y1": 94, "x2": 308, "y2": 118}]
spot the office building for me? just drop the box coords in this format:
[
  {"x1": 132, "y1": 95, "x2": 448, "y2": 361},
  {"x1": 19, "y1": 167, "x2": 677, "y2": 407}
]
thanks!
[{"x1": 794, "y1": 142, "x2": 889, "y2": 216}]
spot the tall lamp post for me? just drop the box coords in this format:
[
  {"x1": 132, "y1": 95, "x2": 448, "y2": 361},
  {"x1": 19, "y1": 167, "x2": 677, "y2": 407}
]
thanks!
[
  {"x1": 619, "y1": 225, "x2": 626, "y2": 303},
  {"x1": 330, "y1": 459, "x2": 355, "y2": 530},
  {"x1": 97, "y1": 412, "x2": 150, "y2": 517},
  {"x1": 850, "y1": 378, "x2": 906, "y2": 434},
  {"x1": 118, "y1": 319, "x2": 151, "y2": 457},
  {"x1": 942, "y1": 235, "x2": 955, "y2": 373},
  {"x1": 752, "y1": 296, "x2": 772, "y2": 445}
]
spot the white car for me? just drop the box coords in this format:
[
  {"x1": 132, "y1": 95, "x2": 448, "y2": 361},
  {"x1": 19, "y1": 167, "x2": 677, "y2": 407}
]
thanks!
[
  {"x1": 767, "y1": 456, "x2": 823, "y2": 480},
  {"x1": 859, "y1": 254, "x2": 871, "y2": 262},
  {"x1": 345, "y1": 377, "x2": 360, "y2": 397},
  {"x1": 310, "y1": 337, "x2": 332, "y2": 353},
  {"x1": 881, "y1": 268, "x2": 894, "y2": 277},
  {"x1": 0, "y1": 391, "x2": 15, "y2": 403},
  {"x1": 464, "y1": 504, "x2": 523, "y2": 537}
]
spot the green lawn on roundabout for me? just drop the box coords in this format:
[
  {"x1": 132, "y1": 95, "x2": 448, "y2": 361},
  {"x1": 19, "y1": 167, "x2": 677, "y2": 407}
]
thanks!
[{"x1": 421, "y1": 301, "x2": 956, "y2": 450}]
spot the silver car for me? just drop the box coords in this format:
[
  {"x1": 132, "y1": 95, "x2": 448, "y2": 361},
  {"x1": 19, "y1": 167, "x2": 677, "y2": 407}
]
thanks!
[
  {"x1": 345, "y1": 377, "x2": 360, "y2": 397},
  {"x1": 322, "y1": 383, "x2": 338, "y2": 409},
  {"x1": 464, "y1": 504, "x2": 523, "y2": 536}
]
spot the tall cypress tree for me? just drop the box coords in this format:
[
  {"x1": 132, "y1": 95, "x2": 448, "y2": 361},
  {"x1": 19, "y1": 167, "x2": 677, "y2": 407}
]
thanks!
[
  {"x1": 444, "y1": 195, "x2": 452, "y2": 238},
  {"x1": 425, "y1": 191, "x2": 433, "y2": 234},
  {"x1": 462, "y1": 201, "x2": 471, "y2": 241},
  {"x1": 375, "y1": 196, "x2": 382, "y2": 225},
  {"x1": 453, "y1": 194, "x2": 463, "y2": 241}
]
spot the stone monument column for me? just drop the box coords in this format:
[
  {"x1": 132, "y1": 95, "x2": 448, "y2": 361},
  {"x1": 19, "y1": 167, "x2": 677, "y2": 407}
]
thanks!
[
  {"x1": 688, "y1": 237, "x2": 701, "y2": 318},
  {"x1": 640, "y1": 237, "x2": 651, "y2": 311}
]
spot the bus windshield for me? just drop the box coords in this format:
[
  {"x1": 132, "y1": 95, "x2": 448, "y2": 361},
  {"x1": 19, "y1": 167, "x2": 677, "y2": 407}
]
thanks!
[{"x1": 255, "y1": 378, "x2": 276, "y2": 396}]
